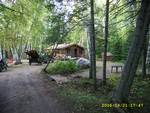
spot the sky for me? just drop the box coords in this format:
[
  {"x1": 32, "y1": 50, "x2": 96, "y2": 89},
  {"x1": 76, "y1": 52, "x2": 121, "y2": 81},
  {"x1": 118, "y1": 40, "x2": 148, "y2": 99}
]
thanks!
[
  {"x1": 54, "y1": 0, "x2": 75, "y2": 21},
  {"x1": 0, "y1": 0, "x2": 16, "y2": 6}
]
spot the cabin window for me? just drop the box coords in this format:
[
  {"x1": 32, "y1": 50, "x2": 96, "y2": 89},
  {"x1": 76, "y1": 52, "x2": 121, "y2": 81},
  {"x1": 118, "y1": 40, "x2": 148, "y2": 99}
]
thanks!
[
  {"x1": 79, "y1": 49, "x2": 82, "y2": 54},
  {"x1": 74, "y1": 48, "x2": 77, "y2": 57},
  {"x1": 67, "y1": 49, "x2": 70, "y2": 54}
]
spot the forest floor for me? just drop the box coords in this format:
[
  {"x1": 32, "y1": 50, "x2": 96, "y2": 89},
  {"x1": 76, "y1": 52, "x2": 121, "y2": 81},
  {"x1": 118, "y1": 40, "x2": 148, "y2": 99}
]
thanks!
[
  {"x1": 71, "y1": 61, "x2": 123, "y2": 79},
  {"x1": 57, "y1": 74, "x2": 150, "y2": 113},
  {"x1": 49, "y1": 61, "x2": 123, "y2": 84},
  {"x1": 1, "y1": 61, "x2": 149, "y2": 113},
  {"x1": 0, "y1": 63, "x2": 74, "y2": 113}
]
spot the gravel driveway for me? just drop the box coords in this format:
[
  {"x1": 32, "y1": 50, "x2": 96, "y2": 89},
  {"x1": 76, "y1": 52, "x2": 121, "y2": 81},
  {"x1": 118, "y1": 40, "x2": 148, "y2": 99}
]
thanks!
[{"x1": 0, "y1": 64, "x2": 72, "y2": 113}]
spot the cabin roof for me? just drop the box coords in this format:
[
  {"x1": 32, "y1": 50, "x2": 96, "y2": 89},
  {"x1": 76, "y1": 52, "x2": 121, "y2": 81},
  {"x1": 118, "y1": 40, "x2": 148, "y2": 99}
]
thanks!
[{"x1": 46, "y1": 44, "x2": 84, "y2": 50}]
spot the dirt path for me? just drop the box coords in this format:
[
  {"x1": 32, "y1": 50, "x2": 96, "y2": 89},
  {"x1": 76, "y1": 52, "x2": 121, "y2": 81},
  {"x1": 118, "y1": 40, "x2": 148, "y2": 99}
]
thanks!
[
  {"x1": 0, "y1": 64, "x2": 72, "y2": 113},
  {"x1": 70, "y1": 61, "x2": 122, "y2": 80}
]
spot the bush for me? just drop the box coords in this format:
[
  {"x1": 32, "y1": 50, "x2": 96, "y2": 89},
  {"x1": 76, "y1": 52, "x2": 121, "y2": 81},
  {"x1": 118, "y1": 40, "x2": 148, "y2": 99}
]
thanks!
[{"x1": 46, "y1": 60, "x2": 79, "y2": 75}]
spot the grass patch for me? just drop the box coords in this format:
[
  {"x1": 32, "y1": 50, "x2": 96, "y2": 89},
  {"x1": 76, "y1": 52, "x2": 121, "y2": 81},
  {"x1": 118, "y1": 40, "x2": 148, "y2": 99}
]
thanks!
[
  {"x1": 57, "y1": 76, "x2": 150, "y2": 113},
  {"x1": 46, "y1": 60, "x2": 79, "y2": 75},
  {"x1": 57, "y1": 77, "x2": 120, "y2": 113},
  {"x1": 129, "y1": 77, "x2": 150, "y2": 113}
]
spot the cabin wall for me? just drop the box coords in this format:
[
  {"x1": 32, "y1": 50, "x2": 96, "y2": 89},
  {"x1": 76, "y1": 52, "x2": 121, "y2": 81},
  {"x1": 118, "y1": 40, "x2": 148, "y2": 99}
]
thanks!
[
  {"x1": 54, "y1": 46, "x2": 84, "y2": 58},
  {"x1": 66, "y1": 46, "x2": 84, "y2": 57}
]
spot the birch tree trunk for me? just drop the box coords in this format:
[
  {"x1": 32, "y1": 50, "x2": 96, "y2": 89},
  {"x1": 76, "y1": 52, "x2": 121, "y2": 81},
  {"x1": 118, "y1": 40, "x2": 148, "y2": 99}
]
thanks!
[
  {"x1": 112, "y1": 0, "x2": 150, "y2": 103},
  {"x1": 85, "y1": 22, "x2": 93, "y2": 78},
  {"x1": 12, "y1": 45, "x2": 22, "y2": 65},
  {"x1": 1, "y1": 44, "x2": 4, "y2": 59}
]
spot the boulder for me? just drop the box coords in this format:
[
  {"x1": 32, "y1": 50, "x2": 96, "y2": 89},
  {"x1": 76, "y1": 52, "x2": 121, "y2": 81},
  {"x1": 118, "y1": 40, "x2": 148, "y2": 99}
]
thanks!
[{"x1": 76, "y1": 58, "x2": 90, "y2": 69}]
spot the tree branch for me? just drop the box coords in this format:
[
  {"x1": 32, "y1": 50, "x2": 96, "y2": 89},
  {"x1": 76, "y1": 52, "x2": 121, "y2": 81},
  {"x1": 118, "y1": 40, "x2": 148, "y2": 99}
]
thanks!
[{"x1": 0, "y1": 3, "x2": 23, "y2": 14}]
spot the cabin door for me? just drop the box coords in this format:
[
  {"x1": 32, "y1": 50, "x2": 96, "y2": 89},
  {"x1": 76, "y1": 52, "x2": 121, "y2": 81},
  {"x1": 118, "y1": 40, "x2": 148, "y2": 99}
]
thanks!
[{"x1": 74, "y1": 48, "x2": 77, "y2": 57}]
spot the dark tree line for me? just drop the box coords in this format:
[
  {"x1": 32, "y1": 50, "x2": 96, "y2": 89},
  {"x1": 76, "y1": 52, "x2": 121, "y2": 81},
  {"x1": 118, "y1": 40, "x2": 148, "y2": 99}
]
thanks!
[
  {"x1": 39, "y1": 0, "x2": 150, "y2": 106},
  {"x1": 112, "y1": 0, "x2": 150, "y2": 103},
  {"x1": 89, "y1": 0, "x2": 150, "y2": 106}
]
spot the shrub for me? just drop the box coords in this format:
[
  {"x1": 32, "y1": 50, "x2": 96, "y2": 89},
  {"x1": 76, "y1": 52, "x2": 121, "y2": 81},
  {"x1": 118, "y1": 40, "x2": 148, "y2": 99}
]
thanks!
[{"x1": 46, "y1": 60, "x2": 79, "y2": 75}]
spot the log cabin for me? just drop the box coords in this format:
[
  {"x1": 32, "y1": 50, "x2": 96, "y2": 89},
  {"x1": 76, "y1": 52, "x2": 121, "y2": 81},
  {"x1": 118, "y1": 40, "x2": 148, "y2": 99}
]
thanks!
[{"x1": 46, "y1": 44, "x2": 84, "y2": 59}]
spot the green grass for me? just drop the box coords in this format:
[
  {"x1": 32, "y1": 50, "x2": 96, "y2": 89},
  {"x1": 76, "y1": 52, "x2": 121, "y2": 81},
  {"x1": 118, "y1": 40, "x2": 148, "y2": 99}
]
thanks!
[
  {"x1": 46, "y1": 60, "x2": 79, "y2": 75},
  {"x1": 57, "y1": 76, "x2": 150, "y2": 113},
  {"x1": 129, "y1": 77, "x2": 150, "y2": 113},
  {"x1": 57, "y1": 77, "x2": 120, "y2": 113}
]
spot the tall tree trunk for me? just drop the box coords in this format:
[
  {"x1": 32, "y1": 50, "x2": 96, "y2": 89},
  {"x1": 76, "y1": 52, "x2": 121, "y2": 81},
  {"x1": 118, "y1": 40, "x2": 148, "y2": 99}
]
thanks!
[
  {"x1": 112, "y1": 0, "x2": 150, "y2": 103},
  {"x1": 103, "y1": 0, "x2": 109, "y2": 85},
  {"x1": 1, "y1": 44, "x2": 4, "y2": 59},
  {"x1": 43, "y1": 43, "x2": 58, "y2": 72},
  {"x1": 12, "y1": 45, "x2": 22, "y2": 65},
  {"x1": 142, "y1": 31, "x2": 149, "y2": 78},
  {"x1": 142, "y1": 46, "x2": 147, "y2": 78},
  {"x1": 86, "y1": 22, "x2": 93, "y2": 78},
  {"x1": 90, "y1": 0, "x2": 97, "y2": 90}
]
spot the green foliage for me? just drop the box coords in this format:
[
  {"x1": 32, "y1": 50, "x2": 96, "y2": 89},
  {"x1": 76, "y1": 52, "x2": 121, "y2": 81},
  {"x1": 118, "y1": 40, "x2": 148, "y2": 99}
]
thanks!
[
  {"x1": 0, "y1": 0, "x2": 47, "y2": 55},
  {"x1": 122, "y1": 30, "x2": 135, "y2": 61},
  {"x1": 107, "y1": 0, "x2": 138, "y2": 62},
  {"x1": 0, "y1": 0, "x2": 139, "y2": 61},
  {"x1": 109, "y1": 37, "x2": 123, "y2": 61},
  {"x1": 129, "y1": 77, "x2": 150, "y2": 113},
  {"x1": 59, "y1": 88, "x2": 100, "y2": 113},
  {"x1": 45, "y1": 14, "x2": 66, "y2": 44},
  {"x1": 46, "y1": 60, "x2": 79, "y2": 75},
  {"x1": 58, "y1": 75, "x2": 150, "y2": 113},
  {"x1": 95, "y1": 38, "x2": 104, "y2": 58},
  {"x1": 108, "y1": 75, "x2": 120, "y2": 86},
  {"x1": 58, "y1": 77, "x2": 120, "y2": 113},
  {"x1": 65, "y1": 26, "x2": 85, "y2": 44}
]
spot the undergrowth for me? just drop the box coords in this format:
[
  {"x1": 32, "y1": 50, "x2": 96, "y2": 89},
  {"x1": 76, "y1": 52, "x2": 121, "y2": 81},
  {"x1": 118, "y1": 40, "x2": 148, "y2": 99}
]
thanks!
[
  {"x1": 57, "y1": 76, "x2": 150, "y2": 113},
  {"x1": 58, "y1": 76, "x2": 120, "y2": 113},
  {"x1": 46, "y1": 60, "x2": 79, "y2": 75}
]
